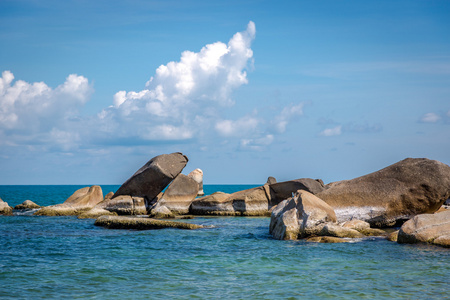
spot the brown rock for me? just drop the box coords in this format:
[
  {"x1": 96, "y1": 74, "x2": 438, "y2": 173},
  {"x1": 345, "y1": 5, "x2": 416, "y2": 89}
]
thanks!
[
  {"x1": 113, "y1": 152, "x2": 188, "y2": 203},
  {"x1": 267, "y1": 178, "x2": 325, "y2": 206},
  {"x1": 35, "y1": 186, "x2": 103, "y2": 216},
  {"x1": 266, "y1": 176, "x2": 277, "y2": 185},
  {"x1": 317, "y1": 158, "x2": 450, "y2": 227},
  {"x1": 190, "y1": 192, "x2": 234, "y2": 215},
  {"x1": 397, "y1": 210, "x2": 450, "y2": 247},
  {"x1": 104, "y1": 192, "x2": 114, "y2": 201},
  {"x1": 387, "y1": 230, "x2": 399, "y2": 242},
  {"x1": 156, "y1": 174, "x2": 199, "y2": 215},
  {"x1": 14, "y1": 200, "x2": 40, "y2": 210},
  {"x1": 0, "y1": 198, "x2": 13, "y2": 216}
]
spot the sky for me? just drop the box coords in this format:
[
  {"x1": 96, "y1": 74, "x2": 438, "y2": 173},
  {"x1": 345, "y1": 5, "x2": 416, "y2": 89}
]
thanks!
[{"x1": 1, "y1": 0, "x2": 449, "y2": 185}]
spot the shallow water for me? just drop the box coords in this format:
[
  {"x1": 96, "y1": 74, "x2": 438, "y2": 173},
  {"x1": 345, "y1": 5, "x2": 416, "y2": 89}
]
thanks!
[{"x1": 1, "y1": 185, "x2": 449, "y2": 299}]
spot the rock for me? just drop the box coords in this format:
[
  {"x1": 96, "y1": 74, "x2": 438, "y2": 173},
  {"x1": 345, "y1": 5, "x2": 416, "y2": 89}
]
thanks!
[
  {"x1": 269, "y1": 190, "x2": 337, "y2": 240},
  {"x1": 94, "y1": 195, "x2": 147, "y2": 215},
  {"x1": 190, "y1": 192, "x2": 234, "y2": 215},
  {"x1": 113, "y1": 152, "x2": 188, "y2": 204},
  {"x1": 319, "y1": 224, "x2": 364, "y2": 238},
  {"x1": 14, "y1": 200, "x2": 40, "y2": 210},
  {"x1": 267, "y1": 178, "x2": 325, "y2": 206},
  {"x1": 188, "y1": 169, "x2": 204, "y2": 196},
  {"x1": 0, "y1": 198, "x2": 13, "y2": 216},
  {"x1": 149, "y1": 204, "x2": 175, "y2": 219},
  {"x1": 306, "y1": 236, "x2": 349, "y2": 243},
  {"x1": 35, "y1": 186, "x2": 103, "y2": 216},
  {"x1": 387, "y1": 230, "x2": 399, "y2": 242},
  {"x1": 266, "y1": 176, "x2": 277, "y2": 185},
  {"x1": 156, "y1": 174, "x2": 199, "y2": 215},
  {"x1": 342, "y1": 219, "x2": 370, "y2": 231},
  {"x1": 78, "y1": 208, "x2": 118, "y2": 219},
  {"x1": 104, "y1": 192, "x2": 114, "y2": 201},
  {"x1": 94, "y1": 215, "x2": 203, "y2": 230},
  {"x1": 316, "y1": 158, "x2": 450, "y2": 227},
  {"x1": 397, "y1": 210, "x2": 450, "y2": 247}
]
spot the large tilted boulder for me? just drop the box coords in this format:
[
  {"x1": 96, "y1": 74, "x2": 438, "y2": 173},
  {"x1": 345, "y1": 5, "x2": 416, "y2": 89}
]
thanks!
[
  {"x1": 35, "y1": 186, "x2": 103, "y2": 216},
  {"x1": 113, "y1": 152, "x2": 188, "y2": 204},
  {"x1": 188, "y1": 169, "x2": 204, "y2": 196},
  {"x1": 0, "y1": 197, "x2": 13, "y2": 216},
  {"x1": 316, "y1": 158, "x2": 450, "y2": 227},
  {"x1": 190, "y1": 178, "x2": 325, "y2": 216},
  {"x1": 397, "y1": 210, "x2": 450, "y2": 248},
  {"x1": 14, "y1": 200, "x2": 40, "y2": 210},
  {"x1": 151, "y1": 174, "x2": 199, "y2": 215}
]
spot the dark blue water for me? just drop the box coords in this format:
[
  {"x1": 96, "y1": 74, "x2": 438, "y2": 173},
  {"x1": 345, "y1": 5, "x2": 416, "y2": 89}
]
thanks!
[{"x1": 1, "y1": 185, "x2": 449, "y2": 299}]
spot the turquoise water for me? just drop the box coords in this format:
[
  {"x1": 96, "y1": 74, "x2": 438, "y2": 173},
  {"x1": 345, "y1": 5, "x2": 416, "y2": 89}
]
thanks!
[{"x1": 1, "y1": 185, "x2": 449, "y2": 299}]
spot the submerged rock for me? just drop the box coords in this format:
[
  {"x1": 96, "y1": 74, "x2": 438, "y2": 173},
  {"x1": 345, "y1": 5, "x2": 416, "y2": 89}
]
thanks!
[
  {"x1": 317, "y1": 158, "x2": 450, "y2": 227},
  {"x1": 188, "y1": 169, "x2": 204, "y2": 196},
  {"x1": 14, "y1": 200, "x2": 40, "y2": 210},
  {"x1": 0, "y1": 198, "x2": 13, "y2": 216},
  {"x1": 155, "y1": 174, "x2": 199, "y2": 215},
  {"x1": 306, "y1": 236, "x2": 349, "y2": 243},
  {"x1": 113, "y1": 152, "x2": 188, "y2": 204},
  {"x1": 35, "y1": 186, "x2": 103, "y2": 216},
  {"x1": 94, "y1": 215, "x2": 203, "y2": 230},
  {"x1": 397, "y1": 210, "x2": 450, "y2": 248}
]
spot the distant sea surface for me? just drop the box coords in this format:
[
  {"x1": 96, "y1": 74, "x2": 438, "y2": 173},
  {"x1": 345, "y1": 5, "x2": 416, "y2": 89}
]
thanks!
[{"x1": 1, "y1": 185, "x2": 449, "y2": 299}]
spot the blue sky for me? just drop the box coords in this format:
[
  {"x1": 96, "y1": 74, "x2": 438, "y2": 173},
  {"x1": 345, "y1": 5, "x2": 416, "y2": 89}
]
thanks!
[{"x1": 1, "y1": 0, "x2": 449, "y2": 185}]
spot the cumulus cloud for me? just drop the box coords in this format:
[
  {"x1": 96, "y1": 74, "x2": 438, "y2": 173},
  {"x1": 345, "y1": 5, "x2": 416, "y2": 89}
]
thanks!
[
  {"x1": 98, "y1": 21, "x2": 256, "y2": 142},
  {"x1": 320, "y1": 125, "x2": 342, "y2": 137},
  {"x1": 420, "y1": 112, "x2": 441, "y2": 123},
  {"x1": 0, "y1": 70, "x2": 92, "y2": 148},
  {"x1": 271, "y1": 103, "x2": 304, "y2": 133}
]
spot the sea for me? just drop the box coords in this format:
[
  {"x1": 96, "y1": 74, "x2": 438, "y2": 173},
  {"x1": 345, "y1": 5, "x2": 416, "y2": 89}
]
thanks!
[{"x1": 0, "y1": 185, "x2": 449, "y2": 299}]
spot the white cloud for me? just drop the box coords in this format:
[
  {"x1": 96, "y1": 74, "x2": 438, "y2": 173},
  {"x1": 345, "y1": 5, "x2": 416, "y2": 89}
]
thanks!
[
  {"x1": 215, "y1": 116, "x2": 259, "y2": 137},
  {"x1": 320, "y1": 125, "x2": 342, "y2": 137},
  {"x1": 98, "y1": 21, "x2": 257, "y2": 142},
  {"x1": 271, "y1": 103, "x2": 304, "y2": 133},
  {"x1": 420, "y1": 112, "x2": 440, "y2": 123},
  {"x1": 0, "y1": 70, "x2": 92, "y2": 143},
  {"x1": 239, "y1": 134, "x2": 274, "y2": 151}
]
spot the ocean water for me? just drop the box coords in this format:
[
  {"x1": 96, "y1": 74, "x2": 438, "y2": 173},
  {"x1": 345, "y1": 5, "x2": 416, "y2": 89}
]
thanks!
[{"x1": 0, "y1": 185, "x2": 449, "y2": 299}]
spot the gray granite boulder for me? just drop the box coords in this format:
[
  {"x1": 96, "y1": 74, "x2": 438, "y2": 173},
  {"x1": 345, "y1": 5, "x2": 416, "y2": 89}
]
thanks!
[
  {"x1": 397, "y1": 210, "x2": 450, "y2": 247},
  {"x1": 317, "y1": 158, "x2": 450, "y2": 227},
  {"x1": 113, "y1": 152, "x2": 188, "y2": 204}
]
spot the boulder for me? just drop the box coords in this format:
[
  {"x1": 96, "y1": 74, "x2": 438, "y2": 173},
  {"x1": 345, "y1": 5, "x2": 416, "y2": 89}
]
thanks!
[
  {"x1": 397, "y1": 210, "x2": 450, "y2": 247},
  {"x1": 188, "y1": 169, "x2": 204, "y2": 196},
  {"x1": 14, "y1": 200, "x2": 40, "y2": 210},
  {"x1": 113, "y1": 152, "x2": 188, "y2": 204},
  {"x1": 190, "y1": 192, "x2": 233, "y2": 215},
  {"x1": 316, "y1": 158, "x2": 450, "y2": 227},
  {"x1": 269, "y1": 190, "x2": 337, "y2": 240},
  {"x1": 0, "y1": 198, "x2": 13, "y2": 216},
  {"x1": 266, "y1": 176, "x2": 277, "y2": 185},
  {"x1": 94, "y1": 195, "x2": 147, "y2": 215},
  {"x1": 149, "y1": 204, "x2": 175, "y2": 219},
  {"x1": 266, "y1": 178, "x2": 325, "y2": 206},
  {"x1": 156, "y1": 174, "x2": 199, "y2": 215},
  {"x1": 341, "y1": 219, "x2": 387, "y2": 236},
  {"x1": 35, "y1": 186, "x2": 103, "y2": 216},
  {"x1": 387, "y1": 230, "x2": 399, "y2": 242},
  {"x1": 94, "y1": 215, "x2": 203, "y2": 230},
  {"x1": 104, "y1": 192, "x2": 114, "y2": 201}
]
